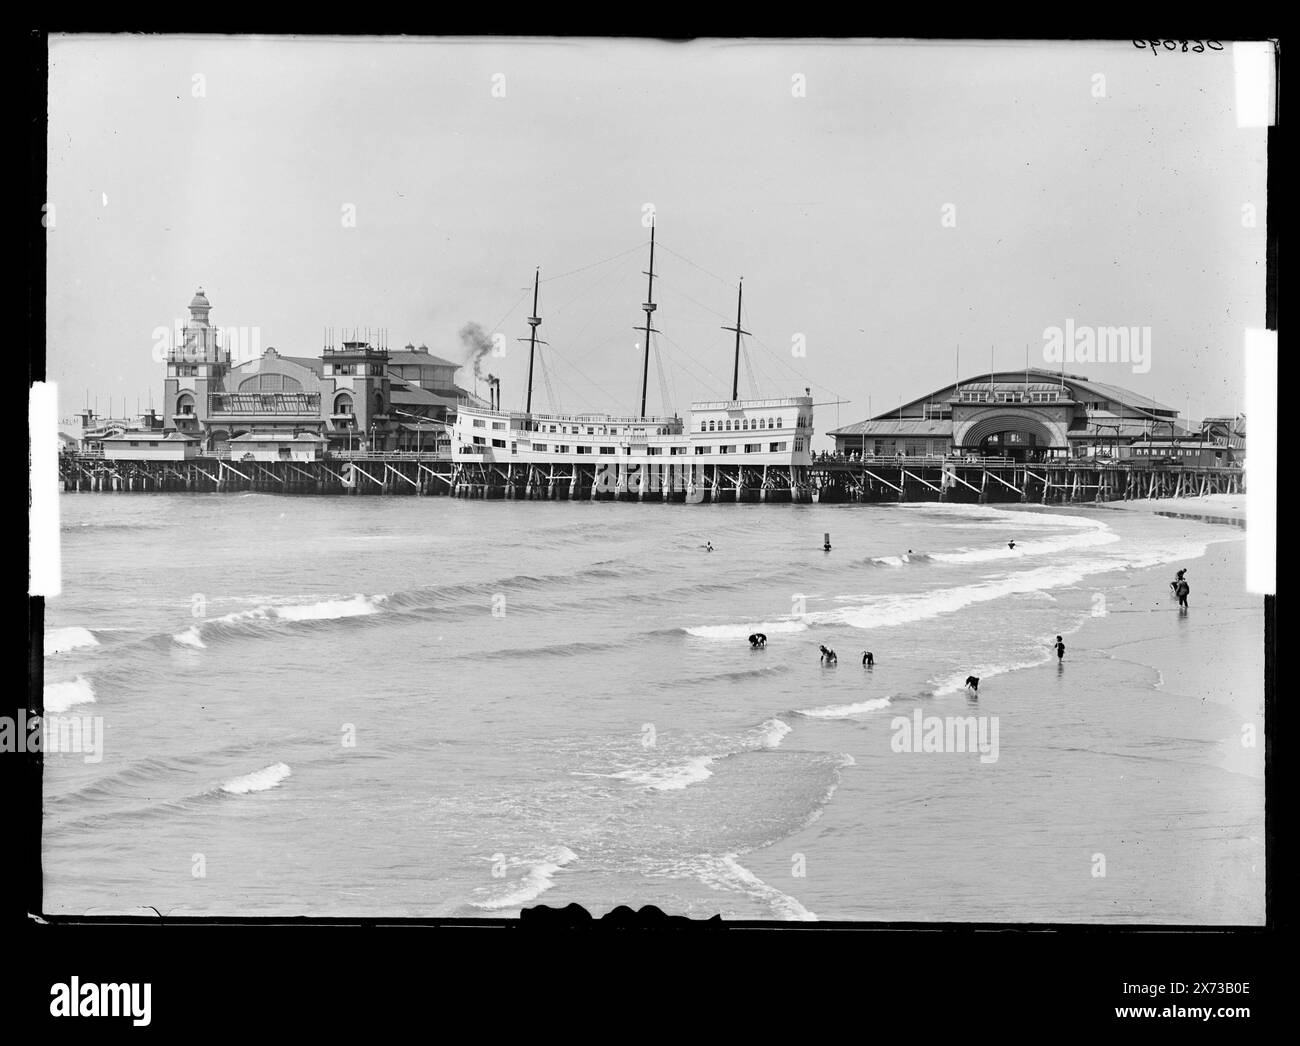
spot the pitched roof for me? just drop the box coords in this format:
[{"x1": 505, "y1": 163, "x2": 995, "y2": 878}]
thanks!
[
  {"x1": 386, "y1": 349, "x2": 460, "y2": 369},
  {"x1": 279, "y1": 356, "x2": 324, "y2": 377},
  {"x1": 831, "y1": 368, "x2": 1177, "y2": 435},
  {"x1": 101, "y1": 430, "x2": 200, "y2": 442},
  {"x1": 1065, "y1": 375, "x2": 1173, "y2": 414},
  {"x1": 829, "y1": 419, "x2": 954, "y2": 437}
]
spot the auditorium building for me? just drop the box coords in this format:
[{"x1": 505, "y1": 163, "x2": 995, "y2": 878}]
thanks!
[{"x1": 162, "y1": 288, "x2": 484, "y2": 453}]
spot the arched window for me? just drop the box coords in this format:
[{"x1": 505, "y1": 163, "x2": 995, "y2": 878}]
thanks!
[
  {"x1": 767, "y1": 418, "x2": 774, "y2": 429},
  {"x1": 176, "y1": 393, "x2": 195, "y2": 416},
  {"x1": 777, "y1": 418, "x2": 783, "y2": 428},
  {"x1": 700, "y1": 421, "x2": 707, "y2": 432},
  {"x1": 742, "y1": 419, "x2": 749, "y2": 430},
  {"x1": 725, "y1": 420, "x2": 732, "y2": 431},
  {"x1": 334, "y1": 393, "x2": 353, "y2": 416},
  {"x1": 708, "y1": 421, "x2": 716, "y2": 431}
]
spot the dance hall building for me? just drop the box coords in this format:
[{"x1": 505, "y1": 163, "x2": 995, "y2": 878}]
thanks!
[{"x1": 827, "y1": 369, "x2": 1190, "y2": 462}]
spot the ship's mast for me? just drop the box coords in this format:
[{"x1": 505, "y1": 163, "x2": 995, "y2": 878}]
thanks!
[
  {"x1": 525, "y1": 267, "x2": 541, "y2": 415},
  {"x1": 721, "y1": 278, "x2": 750, "y2": 402},
  {"x1": 637, "y1": 221, "x2": 659, "y2": 418}
]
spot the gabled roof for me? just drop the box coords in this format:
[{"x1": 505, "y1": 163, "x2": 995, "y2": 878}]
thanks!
[
  {"x1": 387, "y1": 349, "x2": 460, "y2": 369},
  {"x1": 388, "y1": 380, "x2": 456, "y2": 407},
  {"x1": 229, "y1": 353, "x2": 324, "y2": 378},
  {"x1": 101, "y1": 430, "x2": 201, "y2": 442}
]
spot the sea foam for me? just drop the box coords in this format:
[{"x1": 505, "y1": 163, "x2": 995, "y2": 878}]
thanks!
[
  {"x1": 795, "y1": 697, "x2": 893, "y2": 718},
  {"x1": 44, "y1": 627, "x2": 100, "y2": 657},
  {"x1": 609, "y1": 755, "x2": 716, "y2": 790},
  {"x1": 470, "y1": 846, "x2": 578, "y2": 910},
  {"x1": 43, "y1": 676, "x2": 96, "y2": 713},
  {"x1": 220, "y1": 762, "x2": 292, "y2": 795},
  {"x1": 684, "y1": 620, "x2": 809, "y2": 641},
  {"x1": 684, "y1": 854, "x2": 818, "y2": 921},
  {"x1": 173, "y1": 594, "x2": 388, "y2": 647}
]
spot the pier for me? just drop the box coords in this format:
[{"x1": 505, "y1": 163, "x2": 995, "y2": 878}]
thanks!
[{"x1": 58, "y1": 451, "x2": 1243, "y2": 504}]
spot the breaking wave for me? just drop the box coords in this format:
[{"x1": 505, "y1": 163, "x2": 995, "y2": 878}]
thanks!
[
  {"x1": 220, "y1": 762, "x2": 292, "y2": 795},
  {"x1": 794, "y1": 697, "x2": 893, "y2": 718},
  {"x1": 172, "y1": 594, "x2": 388, "y2": 647},
  {"x1": 44, "y1": 627, "x2": 101, "y2": 657},
  {"x1": 43, "y1": 676, "x2": 96, "y2": 713},
  {"x1": 470, "y1": 846, "x2": 578, "y2": 910},
  {"x1": 684, "y1": 620, "x2": 810, "y2": 641}
]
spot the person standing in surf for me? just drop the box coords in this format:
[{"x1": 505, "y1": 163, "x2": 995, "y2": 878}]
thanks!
[
  {"x1": 1175, "y1": 576, "x2": 1190, "y2": 610},
  {"x1": 1054, "y1": 636, "x2": 1065, "y2": 661}
]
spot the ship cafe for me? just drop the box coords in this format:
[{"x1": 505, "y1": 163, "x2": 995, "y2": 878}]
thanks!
[
  {"x1": 827, "y1": 369, "x2": 1204, "y2": 463},
  {"x1": 449, "y1": 225, "x2": 814, "y2": 479},
  {"x1": 453, "y1": 396, "x2": 813, "y2": 470}
]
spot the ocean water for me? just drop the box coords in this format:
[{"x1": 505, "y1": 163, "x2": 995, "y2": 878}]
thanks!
[{"x1": 40, "y1": 494, "x2": 1263, "y2": 922}]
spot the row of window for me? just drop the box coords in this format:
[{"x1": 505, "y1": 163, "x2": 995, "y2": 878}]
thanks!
[
  {"x1": 694, "y1": 442, "x2": 792, "y2": 455},
  {"x1": 467, "y1": 440, "x2": 797, "y2": 456},
  {"x1": 699, "y1": 417, "x2": 797, "y2": 433},
  {"x1": 522, "y1": 443, "x2": 689, "y2": 455},
  {"x1": 504, "y1": 421, "x2": 674, "y2": 437},
  {"x1": 958, "y1": 391, "x2": 1062, "y2": 403},
  {"x1": 1129, "y1": 447, "x2": 1224, "y2": 458},
  {"x1": 865, "y1": 440, "x2": 949, "y2": 455}
]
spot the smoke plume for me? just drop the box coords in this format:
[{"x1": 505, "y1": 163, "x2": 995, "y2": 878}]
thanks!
[{"x1": 458, "y1": 322, "x2": 494, "y2": 379}]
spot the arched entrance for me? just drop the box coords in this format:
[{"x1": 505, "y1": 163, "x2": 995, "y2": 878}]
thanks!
[{"x1": 959, "y1": 413, "x2": 1060, "y2": 462}]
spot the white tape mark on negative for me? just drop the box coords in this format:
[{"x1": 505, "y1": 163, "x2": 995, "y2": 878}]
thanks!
[
  {"x1": 1244, "y1": 330, "x2": 1275, "y2": 596},
  {"x1": 1232, "y1": 41, "x2": 1276, "y2": 129},
  {"x1": 29, "y1": 381, "x2": 62, "y2": 597}
]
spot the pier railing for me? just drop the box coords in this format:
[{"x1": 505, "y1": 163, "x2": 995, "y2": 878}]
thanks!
[{"x1": 59, "y1": 450, "x2": 1244, "y2": 502}]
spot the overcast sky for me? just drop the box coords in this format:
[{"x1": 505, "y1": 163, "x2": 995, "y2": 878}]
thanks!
[{"x1": 46, "y1": 36, "x2": 1266, "y2": 442}]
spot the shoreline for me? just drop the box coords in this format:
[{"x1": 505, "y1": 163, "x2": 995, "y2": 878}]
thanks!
[
  {"x1": 1091, "y1": 493, "x2": 1246, "y2": 529},
  {"x1": 739, "y1": 499, "x2": 1264, "y2": 923}
]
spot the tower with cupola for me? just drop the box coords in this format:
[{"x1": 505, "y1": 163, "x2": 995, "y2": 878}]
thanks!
[{"x1": 163, "y1": 287, "x2": 230, "y2": 435}]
